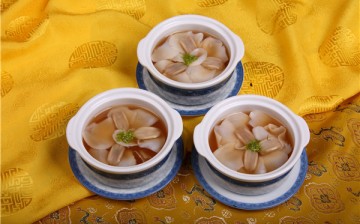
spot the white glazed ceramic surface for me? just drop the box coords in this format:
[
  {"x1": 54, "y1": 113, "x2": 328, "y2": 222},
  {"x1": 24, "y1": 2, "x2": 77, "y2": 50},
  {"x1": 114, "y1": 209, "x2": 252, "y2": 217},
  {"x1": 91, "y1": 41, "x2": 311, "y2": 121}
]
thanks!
[
  {"x1": 66, "y1": 88, "x2": 183, "y2": 174},
  {"x1": 192, "y1": 148, "x2": 308, "y2": 210},
  {"x1": 136, "y1": 62, "x2": 244, "y2": 116},
  {"x1": 68, "y1": 138, "x2": 184, "y2": 200},
  {"x1": 193, "y1": 94, "x2": 310, "y2": 182},
  {"x1": 137, "y1": 14, "x2": 244, "y2": 90}
]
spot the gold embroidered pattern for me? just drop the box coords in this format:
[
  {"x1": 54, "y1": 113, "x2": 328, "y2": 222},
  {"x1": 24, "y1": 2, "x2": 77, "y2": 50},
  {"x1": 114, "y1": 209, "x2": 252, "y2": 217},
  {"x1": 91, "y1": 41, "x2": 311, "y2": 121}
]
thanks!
[
  {"x1": 184, "y1": 184, "x2": 216, "y2": 212},
  {"x1": 319, "y1": 26, "x2": 360, "y2": 67},
  {"x1": 307, "y1": 161, "x2": 327, "y2": 177},
  {"x1": 69, "y1": 41, "x2": 118, "y2": 69},
  {"x1": 4, "y1": 16, "x2": 44, "y2": 42},
  {"x1": 1, "y1": 168, "x2": 33, "y2": 217},
  {"x1": 335, "y1": 102, "x2": 360, "y2": 113},
  {"x1": 115, "y1": 208, "x2": 146, "y2": 224},
  {"x1": 29, "y1": 102, "x2": 79, "y2": 141},
  {"x1": 38, "y1": 206, "x2": 71, "y2": 224},
  {"x1": 257, "y1": 0, "x2": 298, "y2": 34},
  {"x1": 300, "y1": 95, "x2": 343, "y2": 115},
  {"x1": 97, "y1": 0, "x2": 146, "y2": 20},
  {"x1": 279, "y1": 216, "x2": 315, "y2": 224},
  {"x1": 195, "y1": 216, "x2": 227, "y2": 224},
  {"x1": 334, "y1": 102, "x2": 360, "y2": 113},
  {"x1": 347, "y1": 118, "x2": 360, "y2": 147},
  {"x1": 1, "y1": 71, "x2": 14, "y2": 97},
  {"x1": 147, "y1": 184, "x2": 176, "y2": 210},
  {"x1": 310, "y1": 127, "x2": 345, "y2": 147},
  {"x1": 241, "y1": 61, "x2": 284, "y2": 98},
  {"x1": 304, "y1": 183, "x2": 345, "y2": 213},
  {"x1": 196, "y1": 0, "x2": 228, "y2": 7},
  {"x1": 221, "y1": 209, "x2": 232, "y2": 218},
  {"x1": 284, "y1": 196, "x2": 302, "y2": 211},
  {"x1": 0, "y1": 0, "x2": 16, "y2": 12},
  {"x1": 328, "y1": 151, "x2": 360, "y2": 181}
]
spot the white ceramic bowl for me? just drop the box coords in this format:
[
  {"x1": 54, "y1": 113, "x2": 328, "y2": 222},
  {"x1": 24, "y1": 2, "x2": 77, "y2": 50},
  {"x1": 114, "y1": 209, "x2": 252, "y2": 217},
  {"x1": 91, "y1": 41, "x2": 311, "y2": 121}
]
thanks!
[
  {"x1": 137, "y1": 14, "x2": 245, "y2": 104},
  {"x1": 193, "y1": 95, "x2": 310, "y2": 183},
  {"x1": 66, "y1": 88, "x2": 183, "y2": 174}
]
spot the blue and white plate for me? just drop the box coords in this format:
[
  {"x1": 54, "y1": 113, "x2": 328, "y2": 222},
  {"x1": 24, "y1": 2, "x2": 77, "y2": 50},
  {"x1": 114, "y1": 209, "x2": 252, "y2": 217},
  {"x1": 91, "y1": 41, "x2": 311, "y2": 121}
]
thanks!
[
  {"x1": 69, "y1": 138, "x2": 183, "y2": 200},
  {"x1": 192, "y1": 149, "x2": 308, "y2": 210},
  {"x1": 136, "y1": 62, "x2": 244, "y2": 116}
]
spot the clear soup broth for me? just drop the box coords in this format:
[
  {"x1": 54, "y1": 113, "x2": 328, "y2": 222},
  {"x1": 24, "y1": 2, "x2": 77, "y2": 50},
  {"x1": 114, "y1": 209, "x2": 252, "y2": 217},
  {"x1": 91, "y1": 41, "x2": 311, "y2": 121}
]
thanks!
[
  {"x1": 82, "y1": 105, "x2": 167, "y2": 167},
  {"x1": 209, "y1": 110, "x2": 293, "y2": 174},
  {"x1": 151, "y1": 31, "x2": 230, "y2": 83}
]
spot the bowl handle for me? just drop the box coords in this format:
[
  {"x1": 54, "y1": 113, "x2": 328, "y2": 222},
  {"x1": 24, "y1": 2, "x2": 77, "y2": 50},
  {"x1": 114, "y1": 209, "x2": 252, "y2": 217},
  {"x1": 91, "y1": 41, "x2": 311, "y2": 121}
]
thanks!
[
  {"x1": 171, "y1": 108, "x2": 183, "y2": 140},
  {"x1": 137, "y1": 38, "x2": 148, "y2": 68},
  {"x1": 66, "y1": 116, "x2": 82, "y2": 153},
  {"x1": 297, "y1": 116, "x2": 310, "y2": 148},
  {"x1": 232, "y1": 33, "x2": 245, "y2": 61},
  {"x1": 193, "y1": 123, "x2": 208, "y2": 158}
]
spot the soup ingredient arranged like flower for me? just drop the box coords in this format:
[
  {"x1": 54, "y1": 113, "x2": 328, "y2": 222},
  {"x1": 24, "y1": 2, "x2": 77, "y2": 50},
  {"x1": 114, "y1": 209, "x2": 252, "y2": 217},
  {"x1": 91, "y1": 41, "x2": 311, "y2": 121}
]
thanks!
[
  {"x1": 212, "y1": 110, "x2": 293, "y2": 174},
  {"x1": 82, "y1": 106, "x2": 166, "y2": 166},
  {"x1": 151, "y1": 31, "x2": 229, "y2": 83}
]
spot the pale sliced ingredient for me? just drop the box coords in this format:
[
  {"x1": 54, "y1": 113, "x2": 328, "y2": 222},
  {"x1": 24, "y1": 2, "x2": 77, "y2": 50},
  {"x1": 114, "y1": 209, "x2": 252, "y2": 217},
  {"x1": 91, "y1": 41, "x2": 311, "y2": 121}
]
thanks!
[
  {"x1": 262, "y1": 150, "x2": 289, "y2": 172},
  {"x1": 83, "y1": 117, "x2": 116, "y2": 150},
  {"x1": 134, "y1": 127, "x2": 161, "y2": 140},
  {"x1": 254, "y1": 157, "x2": 267, "y2": 174},
  {"x1": 164, "y1": 62, "x2": 187, "y2": 76},
  {"x1": 202, "y1": 57, "x2": 225, "y2": 70},
  {"x1": 171, "y1": 71, "x2": 192, "y2": 83},
  {"x1": 88, "y1": 148, "x2": 109, "y2": 164},
  {"x1": 214, "y1": 143, "x2": 244, "y2": 171},
  {"x1": 235, "y1": 126, "x2": 255, "y2": 145},
  {"x1": 259, "y1": 136, "x2": 282, "y2": 155},
  {"x1": 138, "y1": 136, "x2": 166, "y2": 153},
  {"x1": 201, "y1": 37, "x2": 228, "y2": 62},
  {"x1": 117, "y1": 150, "x2": 137, "y2": 166},
  {"x1": 107, "y1": 144, "x2": 125, "y2": 166},
  {"x1": 252, "y1": 126, "x2": 269, "y2": 141},
  {"x1": 154, "y1": 60, "x2": 173, "y2": 73},
  {"x1": 179, "y1": 33, "x2": 197, "y2": 53},
  {"x1": 151, "y1": 40, "x2": 179, "y2": 62},
  {"x1": 186, "y1": 65, "x2": 216, "y2": 83},
  {"x1": 130, "y1": 109, "x2": 158, "y2": 129},
  {"x1": 244, "y1": 150, "x2": 258, "y2": 172},
  {"x1": 214, "y1": 119, "x2": 238, "y2": 147},
  {"x1": 110, "y1": 111, "x2": 129, "y2": 130},
  {"x1": 249, "y1": 110, "x2": 280, "y2": 127}
]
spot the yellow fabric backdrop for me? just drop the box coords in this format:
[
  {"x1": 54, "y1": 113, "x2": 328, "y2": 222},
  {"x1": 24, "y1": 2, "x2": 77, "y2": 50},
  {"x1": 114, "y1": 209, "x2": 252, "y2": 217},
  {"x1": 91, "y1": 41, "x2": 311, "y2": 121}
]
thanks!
[{"x1": 1, "y1": 0, "x2": 359, "y2": 223}]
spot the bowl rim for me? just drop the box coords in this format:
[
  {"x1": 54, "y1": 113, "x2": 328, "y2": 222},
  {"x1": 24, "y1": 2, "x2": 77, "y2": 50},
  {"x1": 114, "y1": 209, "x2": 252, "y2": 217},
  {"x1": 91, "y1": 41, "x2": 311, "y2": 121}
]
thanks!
[
  {"x1": 193, "y1": 94, "x2": 310, "y2": 182},
  {"x1": 137, "y1": 14, "x2": 245, "y2": 90},
  {"x1": 66, "y1": 88, "x2": 183, "y2": 174}
]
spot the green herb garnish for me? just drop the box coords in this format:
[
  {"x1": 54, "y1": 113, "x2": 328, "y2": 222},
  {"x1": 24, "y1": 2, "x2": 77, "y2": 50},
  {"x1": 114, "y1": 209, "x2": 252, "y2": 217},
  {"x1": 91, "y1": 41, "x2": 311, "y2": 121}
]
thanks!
[
  {"x1": 246, "y1": 139, "x2": 261, "y2": 152},
  {"x1": 183, "y1": 53, "x2": 198, "y2": 66},
  {"x1": 116, "y1": 130, "x2": 134, "y2": 143}
]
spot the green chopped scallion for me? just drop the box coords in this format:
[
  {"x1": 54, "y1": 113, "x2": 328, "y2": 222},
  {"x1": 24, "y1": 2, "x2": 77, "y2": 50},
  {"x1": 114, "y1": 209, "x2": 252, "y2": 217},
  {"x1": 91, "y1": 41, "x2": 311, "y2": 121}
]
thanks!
[
  {"x1": 116, "y1": 130, "x2": 134, "y2": 144},
  {"x1": 246, "y1": 139, "x2": 261, "y2": 152},
  {"x1": 182, "y1": 53, "x2": 198, "y2": 66}
]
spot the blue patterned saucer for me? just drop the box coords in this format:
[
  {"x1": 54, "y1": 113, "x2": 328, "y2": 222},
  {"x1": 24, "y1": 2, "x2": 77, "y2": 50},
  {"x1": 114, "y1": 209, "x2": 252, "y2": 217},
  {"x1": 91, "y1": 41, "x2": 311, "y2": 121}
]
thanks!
[
  {"x1": 136, "y1": 62, "x2": 244, "y2": 116},
  {"x1": 69, "y1": 138, "x2": 183, "y2": 200},
  {"x1": 192, "y1": 149, "x2": 308, "y2": 210}
]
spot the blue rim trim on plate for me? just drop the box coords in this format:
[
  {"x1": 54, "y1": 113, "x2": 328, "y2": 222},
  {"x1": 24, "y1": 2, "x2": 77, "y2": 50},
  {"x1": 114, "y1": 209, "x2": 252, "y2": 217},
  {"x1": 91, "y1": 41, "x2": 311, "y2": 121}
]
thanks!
[
  {"x1": 191, "y1": 148, "x2": 308, "y2": 210},
  {"x1": 69, "y1": 138, "x2": 184, "y2": 200},
  {"x1": 136, "y1": 62, "x2": 244, "y2": 116}
]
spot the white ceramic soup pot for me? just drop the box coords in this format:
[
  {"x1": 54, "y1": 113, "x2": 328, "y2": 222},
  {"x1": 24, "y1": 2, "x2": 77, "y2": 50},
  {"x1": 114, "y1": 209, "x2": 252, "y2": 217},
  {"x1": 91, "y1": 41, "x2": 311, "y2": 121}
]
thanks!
[
  {"x1": 137, "y1": 15, "x2": 245, "y2": 105},
  {"x1": 193, "y1": 94, "x2": 310, "y2": 183},
  {"x1": 66, "y1": 88, "x2": 183, "y2": 174}
]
